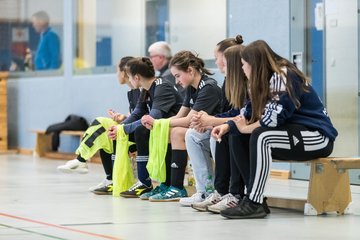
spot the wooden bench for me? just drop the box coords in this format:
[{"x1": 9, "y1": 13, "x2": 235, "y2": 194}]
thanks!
[
  {"x1": 268, "y1": 157, "x2": 360, "y2": 215},
  {"x1": 31, "y1": 130, "x2": 100, "y2": 163}
]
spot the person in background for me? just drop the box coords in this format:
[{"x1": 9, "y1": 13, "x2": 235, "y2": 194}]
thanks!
[
  {"x1": 148, "y1": 41, "x2": 185, "y2": 97},
  {"x1": 31, "y1": 11, "x2": 61, "y2": 70}
]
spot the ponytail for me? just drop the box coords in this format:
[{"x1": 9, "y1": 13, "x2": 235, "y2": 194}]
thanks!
[{"x1": 125, "y1": 57, "x2": 155, "y2": 78}]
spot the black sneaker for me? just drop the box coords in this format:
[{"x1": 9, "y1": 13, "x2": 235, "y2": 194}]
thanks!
[
  {"x1": 220, "y1": 196, "x2": 267, "y2": 219},
  {"x1": 120, "y1": 181, "x2": 153, "y2": 198},
  {"x1": 262, "y1": 197, "x2": 271, "y2": 214},
  {"x1": 92, "y1": 184, "x2": 113, "y2": 195}
]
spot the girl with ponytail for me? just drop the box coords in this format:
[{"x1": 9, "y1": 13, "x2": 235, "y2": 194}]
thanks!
[
  {"x1": 141, "y1": 51, "x2": 222, "y2": 202},
  {"x1": 213, "y1": 40, "x2": 337, "y2": 219},
  {"x1": 108, "y1": 57, "x2": 183, "y2": 198},
  {"x1": 184, "y1": 35, "x2": 254, "y2": 213}
]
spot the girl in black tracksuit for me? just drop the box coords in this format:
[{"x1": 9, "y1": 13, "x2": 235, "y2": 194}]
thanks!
[{"x1": 212, "y1": 40, "x2": 337, "y2": 219}]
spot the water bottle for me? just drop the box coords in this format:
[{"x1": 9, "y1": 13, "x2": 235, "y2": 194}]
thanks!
[
  {"x1": 187, "y1": 162, "x2": 195, "y2": 186},
  {"x1": 205, "y1": 175, "x2": 214, "y2": 193}
]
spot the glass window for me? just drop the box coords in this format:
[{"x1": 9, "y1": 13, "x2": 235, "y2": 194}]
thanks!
[
  {"x1": 168, "y1": 0, "x2": 227, "y2": 60},
  {"x1": 74, "y1": 0, "x2": 227, "y2": 75},
  {"x1": 0, "y1": 0, "x2": 63, "y2": 76},
  {"x1": 74, "y1": 0, "x2": 146, "y2": 74}
]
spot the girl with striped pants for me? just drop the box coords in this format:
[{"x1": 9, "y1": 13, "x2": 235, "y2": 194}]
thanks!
[{"x1": 212, "y1": 40, "x2": 338, "y2": 219}]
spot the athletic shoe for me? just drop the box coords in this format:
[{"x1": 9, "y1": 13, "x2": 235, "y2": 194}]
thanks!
[
  {"x1": 91, "y1": 181, "x2": 113, "y2": 195},
  {"x1": 179, "y1": 192, "x2": 205, "y2": 207},
  {"x1": 57, "y1": 159, "x2": 88, "y2": 174},
  {"x1": 88, "y1": 178, "x2": 112, "y2": 191},
  {"x1": 120, "y1": 181, "x2": 153, "y2": 198},
  {"x1": 220, "y1": 196, "x2": 267, "y2": 219},
  {"x1": 149, "y1": 186, "x2": 188, "y2": 202},
  {"x1": 207, "y1": 193, "x2": 240, "y2": 214},
  {"x1": 139, "y1": 184, "x2": 168, "y2": 200},
  {"x1": 191, "y1": 190, "x2": 222, "y2": 212}
]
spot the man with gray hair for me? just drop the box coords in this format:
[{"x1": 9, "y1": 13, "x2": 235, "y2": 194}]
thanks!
[
  {"x1": 32, "y1": 11, "x2": 61, "y2": 70},
  {"x1": 148, "y1": 41, "x2": 185, "y2": 97}
]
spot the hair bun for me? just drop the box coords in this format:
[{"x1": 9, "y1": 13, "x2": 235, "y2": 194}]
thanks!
[
  {"x1": 142, "y1": 57, "x2": 153, "y2": 67},
  {"x1": 235, "y1": 35, "x2": 244, "y2": 44}
]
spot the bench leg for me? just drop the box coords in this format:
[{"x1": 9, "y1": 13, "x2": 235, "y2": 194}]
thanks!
[
  {"x1": 34, "y1": 133, "x2": 52, "y2": 157},
  {"x1": 307, "y1": 160, "x2": 352, "y2": 215}
]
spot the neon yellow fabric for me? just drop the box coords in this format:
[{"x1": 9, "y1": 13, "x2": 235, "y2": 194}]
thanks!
[
  {"x1": 147, "y1": 119, "x2": 170, "y2": 182},
  {"x1": 112, "y1": 124, "x2": 136, "y2": 196},
  {"x1": 76, "y1": 117, "x2": 117, "y2": 160}
]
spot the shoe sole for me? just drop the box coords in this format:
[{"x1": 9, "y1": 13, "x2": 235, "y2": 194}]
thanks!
[
  {"x1": 220, "y1": 212, "x2": 267, "y2": 219},
  {"x1": 207, "y1": 208, "x2": 222, "y2": 214},
  {"x1": 120, "y1": 194, "x2": 139, "y2": 198},
  {"x1": 191, "y1": 205, "x2": 208, "y2": 212},
  {"x1": 92, "y1": 191, "x2": 112, "y2": 195},
  {"x1": 180, "y1": 201, "x2": 204, "y2": 207},
  {"x1": 148, "y1": 198, "x2": 180, "y2": 202}
]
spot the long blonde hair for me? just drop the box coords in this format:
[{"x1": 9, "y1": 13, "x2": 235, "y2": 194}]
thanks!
[{"x1": 223, "y1": 45, "x2": 247, "y2": 109}]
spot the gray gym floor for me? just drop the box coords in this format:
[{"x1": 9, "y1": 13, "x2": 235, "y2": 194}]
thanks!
[{"x1": 0, "y1": 154, "x2": 359, "y2": 240}]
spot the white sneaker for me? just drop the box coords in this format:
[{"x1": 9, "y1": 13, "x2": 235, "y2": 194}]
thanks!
[
  {"x1": 191, "y1": 190, "x2": 222, "y2": 211},
  {"x1": 179, "y1": 192, "x2": 205, "y2": 207},
  {"x1": 207, "y1": 193, "x2": 239, "y2": 214},
  {"x1": 57, "y1": 159, "x2": 88, "y2": 174},
  {"x1": 88, "y1": 178, "x2": 112, "y2": 191}
]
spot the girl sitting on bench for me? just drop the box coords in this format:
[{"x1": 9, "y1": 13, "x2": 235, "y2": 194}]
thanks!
[{"x1": 212, "y1": 40, "x2": 338, "y2": 219}]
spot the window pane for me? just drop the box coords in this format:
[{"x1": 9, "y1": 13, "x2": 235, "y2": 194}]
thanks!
[
  {"x1": 168, "y1": 0, "x2": 227, "y2": 60},
  {"x1": 74, "y1": 0, "x2": 226, "y2": 75},
  {"x1": 74, "y1": 0, "x2": 145, "y2": 74},
  {"x1": 0, "y1": 0, "x2": 63, "y2": 76}
]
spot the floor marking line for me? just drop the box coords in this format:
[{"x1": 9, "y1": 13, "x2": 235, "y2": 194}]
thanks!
[
  {"x1": 0, "y1": 223, "x2": 69, "y2": 240},
  {"x1": 0, "y1": 213, "x2": 121, "y2": 240}
]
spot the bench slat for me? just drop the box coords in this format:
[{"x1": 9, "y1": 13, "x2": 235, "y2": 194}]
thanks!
[
  {"x1": 315, "y1": 157, "x2": 360, "y2": 169},
  {"x1": 31, "y1": 130, "x2": 85, "y2": 136},
  {"x1": 61, "y1": 130, "x2": 85, "y2": 136}
]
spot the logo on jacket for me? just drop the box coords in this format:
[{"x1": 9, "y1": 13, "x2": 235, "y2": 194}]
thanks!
[{"x1": 292, "y1": 136, "x2": 299, "y2": 146}]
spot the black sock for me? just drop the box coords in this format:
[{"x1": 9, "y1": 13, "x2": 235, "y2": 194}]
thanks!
[
  {"x1": 162, "y1": 144, "x2": 172, "y2": 187},
  {"x1": 99, "y1": 149, "x2": 113, "y2": 181},
  {"x1": 170, "y1": 150, "x2": 187, "y2": 189},
  {"x1": 134, "y1": 126, "x2": 151, "y2": 187},
  {"x1": 76, "y1": 155, "x2": 86, "y2": 163},
  {"x1": 137, "y1": 156, "x2": 152, "y2": 187}
]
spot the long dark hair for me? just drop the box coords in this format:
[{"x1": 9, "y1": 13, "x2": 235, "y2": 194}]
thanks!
[
  {"x1": 241, "y1": 40, "x2": 310, "y2": 123},
  {"x1": 169, "y1": 51, "x2": 212, "y2": 75},
  {"x1": 118, "y1": 56, "x2": 134, "y2": 71}
]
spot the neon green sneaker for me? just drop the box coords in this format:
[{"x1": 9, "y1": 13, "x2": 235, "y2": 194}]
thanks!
[
  {"x1": 149, "y1": 186, "x2": 187, "y2": 202},
  {"x1": 139, "y1": 183, "x2": 169, "y2": 200}
]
